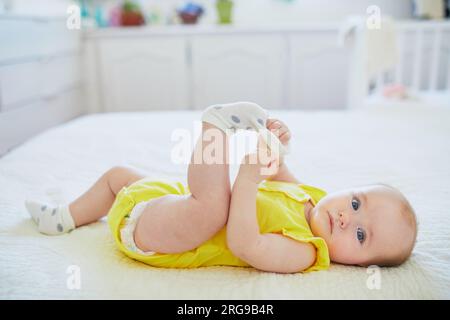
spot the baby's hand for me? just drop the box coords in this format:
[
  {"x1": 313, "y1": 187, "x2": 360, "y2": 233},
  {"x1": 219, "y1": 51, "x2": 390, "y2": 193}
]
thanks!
[
  {"x1": 266, "y1": 118, "x2": 291, "y2": 147},
  {"x1": 238, "y1": 136, "x2": 280, "y2": 184}
]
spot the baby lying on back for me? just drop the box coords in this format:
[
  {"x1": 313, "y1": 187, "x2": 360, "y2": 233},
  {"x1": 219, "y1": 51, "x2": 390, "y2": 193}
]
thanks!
[{"x1": 25, "y1": 102, "x2": 417, "y2": 273}]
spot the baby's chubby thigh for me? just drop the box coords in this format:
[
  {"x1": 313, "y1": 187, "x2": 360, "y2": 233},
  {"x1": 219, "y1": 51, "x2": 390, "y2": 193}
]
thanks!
[{"x1": 134, "y1": 193, "x2": 227, "y2": 254}]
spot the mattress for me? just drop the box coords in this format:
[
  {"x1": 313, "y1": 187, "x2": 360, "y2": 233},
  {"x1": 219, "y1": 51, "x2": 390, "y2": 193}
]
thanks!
[{"x1": 1, "y1": 104, "x2": 449, "y2": 299}]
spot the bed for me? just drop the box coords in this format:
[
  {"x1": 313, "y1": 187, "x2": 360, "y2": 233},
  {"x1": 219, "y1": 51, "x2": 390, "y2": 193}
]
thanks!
[{"x1": 1, "y1": 103, "x2": 450, "y2": 299}]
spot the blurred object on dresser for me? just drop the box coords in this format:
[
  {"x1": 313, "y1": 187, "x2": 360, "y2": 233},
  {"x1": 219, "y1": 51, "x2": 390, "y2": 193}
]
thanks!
[
  {"x1": 120, "y1": 0, "x2": 145, "y2": 26},
  {"x1": 177, "y1": 2, "x2": 204, "y2": 24},
  {"x1": 216, "y1": 0, "x2": 234, "y2": 24},
  {"x1": 412, "y1": 0, "x2": 446, "y2": 19}
]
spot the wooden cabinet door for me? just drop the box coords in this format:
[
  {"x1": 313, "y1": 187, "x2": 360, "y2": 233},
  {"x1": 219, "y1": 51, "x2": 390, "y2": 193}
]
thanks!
[{"x1": 99, "y1": 38, "x2": 188, "y2": 111}]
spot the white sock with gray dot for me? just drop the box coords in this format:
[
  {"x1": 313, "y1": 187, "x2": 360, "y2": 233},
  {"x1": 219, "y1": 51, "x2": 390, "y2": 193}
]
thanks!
[
  {"x1": 201, "y1": 101, "x2": 288, "y2": 155},
  {"x1": 25, "y1": 200, "x2": 75, "y2": 235},
  {"x1": 202, "y1": 101, "x2": 268, "y2": 133}
]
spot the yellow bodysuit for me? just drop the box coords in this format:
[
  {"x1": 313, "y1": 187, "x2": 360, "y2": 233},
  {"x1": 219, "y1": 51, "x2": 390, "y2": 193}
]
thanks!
[{"x1": 107, "y1": 179, "x2": 330, "y2": 273}]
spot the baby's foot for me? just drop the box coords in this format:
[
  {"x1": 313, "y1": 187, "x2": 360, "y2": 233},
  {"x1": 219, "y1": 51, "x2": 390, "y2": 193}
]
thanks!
[
  {"x1": 201, "y1": 101, "x2": 268, "y2": 134},
  {"x1": 202, "y1": 102, "x2": 288, "y2": 155},
  {"x1": 202, "y1": 101, "x2": 288, "y2": 155},
  {"x1": 25, "y1": 200, "x2": 75, "y2": 235}
]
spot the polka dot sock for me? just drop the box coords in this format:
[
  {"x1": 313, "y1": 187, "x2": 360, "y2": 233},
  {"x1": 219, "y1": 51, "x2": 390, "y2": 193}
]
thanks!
[
  {"x1": 25, "y1": 200, "x2": 75, "y2": 235},
  {"x1": 201, "y1": 101, "x2": 268, "y2": 133},
  {"x1": 201, "y1": 101, "x2": 289, "y2": 155}
]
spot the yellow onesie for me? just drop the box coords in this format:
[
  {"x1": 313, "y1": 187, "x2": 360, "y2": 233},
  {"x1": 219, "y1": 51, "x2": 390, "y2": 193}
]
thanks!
[{"x1": 107, "y1": 179, "x2": 330, "y2": 273}]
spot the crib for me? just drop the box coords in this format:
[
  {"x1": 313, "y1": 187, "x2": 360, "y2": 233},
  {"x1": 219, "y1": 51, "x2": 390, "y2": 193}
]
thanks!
[{"x1": 347, "y1": 20, "x2": 450, "y2": 109}]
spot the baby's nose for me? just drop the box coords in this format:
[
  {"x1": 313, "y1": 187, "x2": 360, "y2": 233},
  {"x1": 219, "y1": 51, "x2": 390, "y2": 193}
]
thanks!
[{"x1": 338, "y1": 211, "x2": 350, "y2": 229}]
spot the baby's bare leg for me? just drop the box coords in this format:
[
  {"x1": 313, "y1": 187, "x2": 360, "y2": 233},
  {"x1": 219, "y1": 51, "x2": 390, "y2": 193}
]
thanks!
[
  {"x1": 134, "y1": 122, "x2": 230, "y2": 254},
  {"x1": 25, "y1": 166, "x2": 145, "y2": 235},
  {"x1": 69, "y1": 166, "x2": 145, "y2": 226}
]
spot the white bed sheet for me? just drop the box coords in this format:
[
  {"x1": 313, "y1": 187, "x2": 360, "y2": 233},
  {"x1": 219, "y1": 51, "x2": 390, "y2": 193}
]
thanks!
[{"x1": 1, "y1": 105, "x2": 450, "y2": 299}]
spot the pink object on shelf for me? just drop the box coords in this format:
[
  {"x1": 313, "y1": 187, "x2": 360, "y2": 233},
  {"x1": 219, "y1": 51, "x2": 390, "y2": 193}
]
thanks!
[
  {"x1": 109, "y1": 6, "x2": 121, "y2": 27},
  {"x1": 382, "y1": 84, "x2": 408, "y2": 99}
]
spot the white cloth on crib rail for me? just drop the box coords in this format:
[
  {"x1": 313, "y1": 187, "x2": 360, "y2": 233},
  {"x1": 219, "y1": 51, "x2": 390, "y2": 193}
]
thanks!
[{"x1": 339, "y1": 15, "x2": 398, "y2": 78}]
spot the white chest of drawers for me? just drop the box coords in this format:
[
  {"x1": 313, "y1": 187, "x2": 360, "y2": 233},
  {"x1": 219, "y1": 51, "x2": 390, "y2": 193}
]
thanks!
[{"x1": 0, "y1": 15, "x2": 83, "y2": 155}]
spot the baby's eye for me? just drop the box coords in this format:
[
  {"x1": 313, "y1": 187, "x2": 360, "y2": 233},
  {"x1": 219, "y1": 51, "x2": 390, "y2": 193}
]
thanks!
[
  {"x1": 351, "y1": 198, "x2": 360, "y2": 211},
  {"x1": 356, "y1": 227, "x2": 366, "y2": 244}
]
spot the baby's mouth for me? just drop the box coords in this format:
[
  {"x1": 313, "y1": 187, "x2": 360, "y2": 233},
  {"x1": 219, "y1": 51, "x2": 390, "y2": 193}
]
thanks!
[{"x1": 328, "y1": 211, "x2": 333, "y2": 234}]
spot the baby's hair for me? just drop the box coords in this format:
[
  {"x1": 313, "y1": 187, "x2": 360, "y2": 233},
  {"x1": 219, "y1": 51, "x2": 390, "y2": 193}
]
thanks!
[{"x1": 366, "y1": 183, "x2": 418, "y2": 267}]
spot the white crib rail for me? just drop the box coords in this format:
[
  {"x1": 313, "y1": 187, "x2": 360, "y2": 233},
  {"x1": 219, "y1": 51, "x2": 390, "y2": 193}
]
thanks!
[
  {"x1": 411, "y1": 26, "x2": 424, "y2": 91},
  {"x1": 430, "y1": 25, "x2": 442, "y2": 90},
  {"x1": 348, "y1": 20, "x2": 450, "y2": 108}
]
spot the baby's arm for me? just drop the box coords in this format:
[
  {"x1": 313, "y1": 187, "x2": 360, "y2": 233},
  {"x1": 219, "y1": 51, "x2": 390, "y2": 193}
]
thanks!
[
  {"x1": 264, "y1": 118, "x2": 300, "y2": 184},
  {"x1": 226, "y1": 153, "x2": 316, "y2": 274},
  {"x1": 266, "y1": 162, "x2": 300, "y2": 184}
]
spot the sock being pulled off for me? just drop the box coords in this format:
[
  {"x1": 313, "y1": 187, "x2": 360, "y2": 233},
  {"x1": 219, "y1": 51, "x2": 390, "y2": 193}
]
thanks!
[{"x1": 201, "y1": 101, "x2": 289, "y2": 155}]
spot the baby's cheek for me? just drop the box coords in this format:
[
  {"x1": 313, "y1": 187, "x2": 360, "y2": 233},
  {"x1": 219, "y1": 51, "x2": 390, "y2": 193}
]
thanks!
[{"x1": 328, "y1": 236, "x2": 358, "y2": 263}]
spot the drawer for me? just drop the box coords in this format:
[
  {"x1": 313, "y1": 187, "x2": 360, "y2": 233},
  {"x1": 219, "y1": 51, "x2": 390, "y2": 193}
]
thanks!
[
  {"x1": 39, "y1": 19, "x2": 81, "y2": 56},
  {"x1": 0, "y1": 100, "x2": 45, "y2": 155},
  {"x1": 0, "y1": 18, "x2": 42, "y2": 62},
  {"x1": 0, "y1": 88, "x2": 83, "y2": 155},
  {"x1": 0, "y1": 54, "x2": 81, "y2": 112},
  {"x1": 40, "y1": 55, "x2": 81, "y2": 98},
  {"x1": 44, "y1": 87, "x2": 83, "y2": 124},
  {"x1": 0, "y1": 17, "x2": 81, "y2": 64},
  {"x1": 0, "y1": 61, "x2": 41, "y2": 111}
]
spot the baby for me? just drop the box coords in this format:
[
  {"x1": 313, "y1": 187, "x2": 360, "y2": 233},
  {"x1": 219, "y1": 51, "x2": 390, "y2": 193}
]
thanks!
[{"x1": 25, "y1": 102, "x2": 417, "y2": 273}]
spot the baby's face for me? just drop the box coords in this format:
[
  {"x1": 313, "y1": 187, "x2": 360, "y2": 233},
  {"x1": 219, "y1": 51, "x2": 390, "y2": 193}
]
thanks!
[{"x1": 308, "y1": 185, "x2": 413, "y2": 266}]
